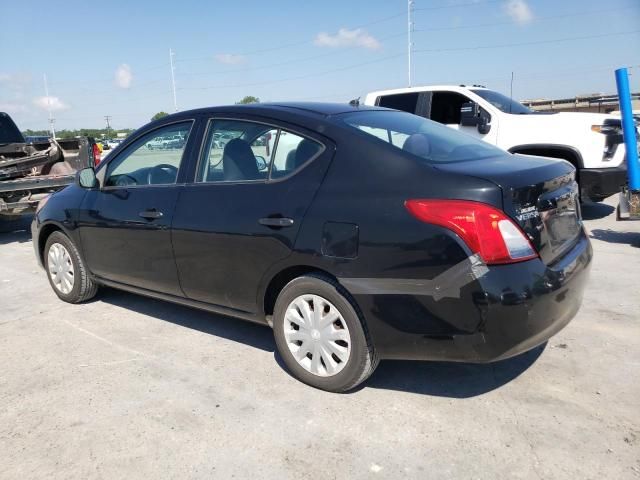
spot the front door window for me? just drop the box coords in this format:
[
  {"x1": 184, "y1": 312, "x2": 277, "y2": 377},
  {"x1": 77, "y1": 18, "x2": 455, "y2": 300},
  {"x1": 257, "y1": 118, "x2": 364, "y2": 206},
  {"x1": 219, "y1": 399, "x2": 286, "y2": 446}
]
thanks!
[{"x1": 105, "y1": 122, "x2": 192, "y2": 187}]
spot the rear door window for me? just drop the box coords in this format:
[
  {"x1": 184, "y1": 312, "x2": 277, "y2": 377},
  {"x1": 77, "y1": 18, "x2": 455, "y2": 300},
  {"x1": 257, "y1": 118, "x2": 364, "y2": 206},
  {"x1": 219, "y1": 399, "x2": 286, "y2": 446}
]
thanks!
[
  {"x1": 198, "y1": 120, "x2": 276, "y2": 183},
  {"x1": 377, "y1": 92, "x2": 420, "y2": 114},
  {"x1": 270, "y1": 131, "x2": 323, "y2": 179},
  {"x1": 197, "y1": 119, "x2": 323, "y2": 182}
]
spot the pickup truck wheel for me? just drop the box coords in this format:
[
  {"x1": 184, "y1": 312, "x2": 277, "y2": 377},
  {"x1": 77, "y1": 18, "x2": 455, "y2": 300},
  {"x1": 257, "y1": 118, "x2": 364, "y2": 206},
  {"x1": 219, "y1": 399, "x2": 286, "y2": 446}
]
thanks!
[
  {"x1": 272, "y1": 273, "x2": 379, "y2": 392},
  {"x1": 44, "y1": 231, "x2": 98, "y2": 303}
]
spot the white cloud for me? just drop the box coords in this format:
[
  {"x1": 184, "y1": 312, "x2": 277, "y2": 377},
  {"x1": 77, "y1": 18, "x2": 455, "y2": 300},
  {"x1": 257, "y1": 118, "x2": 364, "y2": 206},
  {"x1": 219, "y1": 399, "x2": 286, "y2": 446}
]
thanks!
[
  {"x1": 314, "y1": 28, "x2": 381, "y2": 50},
  {"x1": 214, "y1": 53, "x2": 246, "y2": 65},
  {"x1": 114, "y1": 64, "x2": 133, "y2": 89},
  {"x1": 32, "y1": 96, "x2": 69, "y2": 111},
  {"x1": 503, "y1": 0, "x2": 533, "y2": 25}
]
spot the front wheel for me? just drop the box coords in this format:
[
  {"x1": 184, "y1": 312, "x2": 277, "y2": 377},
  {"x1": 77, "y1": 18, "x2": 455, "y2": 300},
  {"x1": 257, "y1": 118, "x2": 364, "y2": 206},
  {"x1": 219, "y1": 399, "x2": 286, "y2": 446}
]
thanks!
[
  {"x1": 273, "y1": 273, "x2": 378, "y2": 392},
  {"x1": 44, "y1": 231, "x2": 98, "y2": 303}
]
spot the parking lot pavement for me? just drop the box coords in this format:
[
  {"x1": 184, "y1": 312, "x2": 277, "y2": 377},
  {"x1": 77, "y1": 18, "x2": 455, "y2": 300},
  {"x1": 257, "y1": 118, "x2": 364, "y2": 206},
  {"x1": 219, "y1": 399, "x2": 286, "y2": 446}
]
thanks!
[{"x1": 0, "y1": 196, "x2": 638, "y2": 480}]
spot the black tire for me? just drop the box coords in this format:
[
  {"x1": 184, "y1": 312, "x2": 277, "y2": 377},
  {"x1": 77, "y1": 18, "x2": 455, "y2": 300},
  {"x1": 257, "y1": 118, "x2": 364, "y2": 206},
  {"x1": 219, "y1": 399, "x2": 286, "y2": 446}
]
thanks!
[
  {"x1": 44, "y1": 231, "x2": 98, "y2": 303},
  {"x1": 272, "y1": 273, "x2": 378, "y2": 392}
]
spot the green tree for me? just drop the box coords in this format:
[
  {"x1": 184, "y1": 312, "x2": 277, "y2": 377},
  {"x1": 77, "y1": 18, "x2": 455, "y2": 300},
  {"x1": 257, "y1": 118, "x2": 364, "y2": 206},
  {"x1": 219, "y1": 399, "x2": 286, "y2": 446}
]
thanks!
[
  {"x1": 236, "y1": 96, "x2": 260, "y2": 104},
  {"x1": 151, "y1": 111, "x2": 169, "y2": 121}
]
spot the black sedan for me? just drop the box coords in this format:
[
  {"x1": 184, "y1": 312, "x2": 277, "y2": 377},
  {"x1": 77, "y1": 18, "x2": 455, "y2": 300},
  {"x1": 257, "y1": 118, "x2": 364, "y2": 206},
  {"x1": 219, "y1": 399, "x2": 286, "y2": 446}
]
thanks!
[{"x1": 32, "y1": 103, "x2": 592, "y2": 392}]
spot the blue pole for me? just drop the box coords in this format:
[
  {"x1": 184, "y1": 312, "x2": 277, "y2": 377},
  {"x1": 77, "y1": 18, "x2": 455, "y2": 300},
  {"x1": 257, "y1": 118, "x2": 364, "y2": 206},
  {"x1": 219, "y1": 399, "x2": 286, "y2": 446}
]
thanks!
[{"x1": 615, "y1": 68, "x2": 640, "y2": 192}]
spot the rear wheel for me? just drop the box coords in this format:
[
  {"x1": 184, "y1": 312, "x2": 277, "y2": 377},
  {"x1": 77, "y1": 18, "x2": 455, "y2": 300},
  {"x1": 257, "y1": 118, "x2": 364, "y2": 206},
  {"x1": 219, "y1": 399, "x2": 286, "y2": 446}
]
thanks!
[
  {"x1": 273, "y1": 273, "x2": 378, "y2": 392},
  {"x1": 44, "y1": 231, "x2": 98, "y2": 303}
]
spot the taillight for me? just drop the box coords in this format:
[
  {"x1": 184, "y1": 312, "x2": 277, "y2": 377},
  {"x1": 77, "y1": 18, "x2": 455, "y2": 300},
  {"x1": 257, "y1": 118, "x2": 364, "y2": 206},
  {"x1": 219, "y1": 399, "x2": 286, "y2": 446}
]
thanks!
[
  {"x1": 404, "y1": 199, "x2": 538, "y2": 265},
  {"x1": 92, "y1": 143, "x2": 101, "y2": 166}
]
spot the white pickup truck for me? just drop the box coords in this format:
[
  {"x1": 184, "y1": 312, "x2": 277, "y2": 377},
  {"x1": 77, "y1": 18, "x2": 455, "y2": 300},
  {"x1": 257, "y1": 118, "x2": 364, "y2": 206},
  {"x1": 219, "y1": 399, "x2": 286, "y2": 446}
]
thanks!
[{"x1": 363, "y1": 85, "x2": 630, "y2": 201}]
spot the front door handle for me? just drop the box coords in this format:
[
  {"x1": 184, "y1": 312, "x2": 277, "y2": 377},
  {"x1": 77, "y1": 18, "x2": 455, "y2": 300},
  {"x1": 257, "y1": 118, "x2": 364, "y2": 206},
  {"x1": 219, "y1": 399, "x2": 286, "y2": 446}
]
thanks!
[
  {"x1": 139, "y1": 209, "x2": 164, "y2": 220},
  {"x1": 259, "y1": 217, "x2": 294, "y2": 228}
]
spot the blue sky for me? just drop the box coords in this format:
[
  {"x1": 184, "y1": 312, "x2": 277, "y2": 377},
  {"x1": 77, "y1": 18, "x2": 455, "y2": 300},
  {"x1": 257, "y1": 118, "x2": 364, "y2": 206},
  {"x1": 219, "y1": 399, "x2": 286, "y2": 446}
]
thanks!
[{"x1": 1, "y1": 0, "x2": 639, "y2": 131}]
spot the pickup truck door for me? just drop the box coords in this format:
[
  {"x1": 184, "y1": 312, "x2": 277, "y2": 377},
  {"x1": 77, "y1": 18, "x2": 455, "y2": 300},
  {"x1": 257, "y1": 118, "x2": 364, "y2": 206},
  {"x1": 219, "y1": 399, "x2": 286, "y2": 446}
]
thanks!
[{"x1": 77, "y1": 120, "x2": 195, "y2": 296}]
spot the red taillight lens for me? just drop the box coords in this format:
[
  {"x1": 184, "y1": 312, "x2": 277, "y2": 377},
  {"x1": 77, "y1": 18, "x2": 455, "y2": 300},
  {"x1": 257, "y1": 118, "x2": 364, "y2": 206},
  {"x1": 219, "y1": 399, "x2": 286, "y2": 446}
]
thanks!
[
  {"x1": 404, "y1": 199, "x2": 538, "y2": 265},
  {"x1": 92, "y1": 143, "x2": 101, "y2": 166}
]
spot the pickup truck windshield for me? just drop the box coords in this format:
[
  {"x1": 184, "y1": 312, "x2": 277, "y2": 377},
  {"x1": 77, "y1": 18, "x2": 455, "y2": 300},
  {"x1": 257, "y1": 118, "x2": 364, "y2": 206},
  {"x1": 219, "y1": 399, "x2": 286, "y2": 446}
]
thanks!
[
  {"x1": 0, "y1": 114, "x2": 25, "y2": 144},
  {"x1": 470, "y1": 89, "x2": 532, "y2": 114},
  {"x1": 341, "y1": 110, "x2": 504, "y2": 163}
]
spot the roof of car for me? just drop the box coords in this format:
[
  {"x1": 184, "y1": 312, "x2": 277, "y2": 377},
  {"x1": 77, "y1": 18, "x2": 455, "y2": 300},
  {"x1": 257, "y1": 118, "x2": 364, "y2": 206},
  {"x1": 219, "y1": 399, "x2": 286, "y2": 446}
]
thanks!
[{"x1": 172, "y1": 102, "x2": 385, "y2": 120}]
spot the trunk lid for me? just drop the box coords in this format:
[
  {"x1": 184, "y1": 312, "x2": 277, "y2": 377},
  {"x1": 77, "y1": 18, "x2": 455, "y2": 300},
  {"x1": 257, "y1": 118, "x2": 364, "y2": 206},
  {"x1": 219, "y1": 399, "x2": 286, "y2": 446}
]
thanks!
[{"x1": 434, "y1": 154, "x2": 582, "y2": 265}]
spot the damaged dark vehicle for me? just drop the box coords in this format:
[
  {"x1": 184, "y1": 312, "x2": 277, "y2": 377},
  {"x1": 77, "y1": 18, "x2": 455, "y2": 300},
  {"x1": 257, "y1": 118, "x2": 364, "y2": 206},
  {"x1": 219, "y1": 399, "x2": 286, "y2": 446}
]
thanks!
[
  {"x1": 32, "y1": 103, "x2": 592, "y2": 392},
  {"x1": 0, "y1": 112, "x2": 99, "y2": 224}
]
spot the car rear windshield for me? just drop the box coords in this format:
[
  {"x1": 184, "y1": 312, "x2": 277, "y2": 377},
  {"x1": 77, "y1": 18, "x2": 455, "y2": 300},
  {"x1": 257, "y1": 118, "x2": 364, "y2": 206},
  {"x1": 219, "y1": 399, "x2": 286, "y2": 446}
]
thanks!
[{"x1": 340, "y1": 110, "x2": 503, "y2": 163}]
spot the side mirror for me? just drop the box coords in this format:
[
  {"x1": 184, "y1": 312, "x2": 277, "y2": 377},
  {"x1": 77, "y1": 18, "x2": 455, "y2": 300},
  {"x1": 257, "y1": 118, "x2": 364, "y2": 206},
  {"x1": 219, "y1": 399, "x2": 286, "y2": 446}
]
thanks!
[
  {"x1": 255, "y1": 156, "x2": 268, "y2": 171},
  {"x1": 460, "y1": 101, "x2": 480, "y2": 126},
  {"x1": 478, "y1": 115, "x2": 492, "y2": 135},
  {"x1": 77, "y1": 167, "x2": 98, "y2": 188}
]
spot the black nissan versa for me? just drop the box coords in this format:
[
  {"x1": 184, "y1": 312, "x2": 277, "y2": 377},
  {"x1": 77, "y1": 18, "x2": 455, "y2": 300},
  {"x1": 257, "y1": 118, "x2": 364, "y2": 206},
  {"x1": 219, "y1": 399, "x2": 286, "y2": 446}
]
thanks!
[{"x1": 32, "y1": 103, "x2": 592, "y2": 392}]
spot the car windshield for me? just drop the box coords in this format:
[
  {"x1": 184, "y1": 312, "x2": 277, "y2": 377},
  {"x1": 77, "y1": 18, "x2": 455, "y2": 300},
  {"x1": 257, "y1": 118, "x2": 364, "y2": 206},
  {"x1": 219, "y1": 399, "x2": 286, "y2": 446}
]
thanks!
[
  {"x1": 471, "y1": 89, "x2": 532, "y2": 114},
  {"x1": 340, "y1": 110, "x2": 504, "y2": 163}
]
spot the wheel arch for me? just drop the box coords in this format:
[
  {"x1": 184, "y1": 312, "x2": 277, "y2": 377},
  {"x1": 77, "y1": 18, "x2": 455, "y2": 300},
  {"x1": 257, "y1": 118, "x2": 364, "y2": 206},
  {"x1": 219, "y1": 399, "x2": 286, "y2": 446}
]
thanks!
[
  {"x1": 262, "y1": 265, "x2": 340, "y2": 317},
  {"x1": 508, "y1": 144, "x2": 584, "y2": 170},
  {"x1": 37, "y1": 221, "x2": 68, "y2": 265}
]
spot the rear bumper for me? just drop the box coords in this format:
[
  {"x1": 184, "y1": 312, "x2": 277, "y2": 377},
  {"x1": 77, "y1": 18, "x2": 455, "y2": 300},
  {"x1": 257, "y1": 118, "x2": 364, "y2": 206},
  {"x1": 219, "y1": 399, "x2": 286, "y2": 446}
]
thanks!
[
  {"x1": 579, "y1": 165, "x2": 627, "y2": 199},
  {"x1": 351, "y1": 231, "x2": 592, "y2": 362}
]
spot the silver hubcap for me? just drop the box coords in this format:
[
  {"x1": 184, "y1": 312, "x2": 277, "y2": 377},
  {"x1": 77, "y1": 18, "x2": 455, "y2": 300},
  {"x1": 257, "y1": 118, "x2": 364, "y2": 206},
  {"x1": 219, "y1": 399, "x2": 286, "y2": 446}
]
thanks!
[
  {"x1": 47, "y1": 243, "x2": 75, "y2": 294},
  {"x1": 283, "y1": 294, "x2": 351, "y2": 377}
]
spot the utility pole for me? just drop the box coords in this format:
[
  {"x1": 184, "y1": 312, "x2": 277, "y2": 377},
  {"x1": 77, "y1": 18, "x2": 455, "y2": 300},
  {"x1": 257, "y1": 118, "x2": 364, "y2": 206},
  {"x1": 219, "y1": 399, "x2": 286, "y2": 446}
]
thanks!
[
  {"x1": 43, "y1": 74, "x2": 55, "y2": 139},
  {"x1": 509, "y1": 72, "x2": 514, "y2": 113},
  {"x1": 104, "y1": 115, "x2": 112, "y2": 139},
  {"x1": 169, "y1": 48, "x2": 178, "y2": 113},
  {"x1": 408, "y1": 0, "x2": 414, "y2": 87}
]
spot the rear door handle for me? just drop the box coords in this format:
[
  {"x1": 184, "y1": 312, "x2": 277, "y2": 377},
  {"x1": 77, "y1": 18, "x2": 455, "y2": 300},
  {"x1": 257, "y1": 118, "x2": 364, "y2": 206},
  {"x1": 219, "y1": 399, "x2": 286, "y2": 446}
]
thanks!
[
  {"x1": 259, "y1": 217, "x2": 294, "y2": 227},
  {"x1": 139, "y1": 209, "x2": 164, "y2": 220}
]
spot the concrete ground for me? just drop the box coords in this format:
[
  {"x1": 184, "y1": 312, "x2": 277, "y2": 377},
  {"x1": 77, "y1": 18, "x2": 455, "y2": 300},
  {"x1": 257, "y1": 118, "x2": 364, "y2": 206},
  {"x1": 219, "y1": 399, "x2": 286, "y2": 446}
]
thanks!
[{"x1": 0, "y1": 196, "x2": 638, "y2": 479}]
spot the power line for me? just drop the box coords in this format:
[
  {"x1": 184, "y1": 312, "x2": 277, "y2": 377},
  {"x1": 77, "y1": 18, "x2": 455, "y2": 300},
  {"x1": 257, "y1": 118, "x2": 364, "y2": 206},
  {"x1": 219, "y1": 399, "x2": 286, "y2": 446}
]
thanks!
[
  {"x1": 177, "y1": 10, "x2": 407, "y2": 63},
  {"x1": 178, "y1": 52, "x2": 406, "y2": 91},
  {"x1": 47, "y1": 63, "x2": 169, "y2": 88},
  {"x1": 414, "y1": 4, "x2": 638, "y2": 33},
  {"x1": 414, "y1": 0, "x2": 503, "y2": 12},
  {"x1": 178, "y1": 31, "x2": 406, "y2": 78},
  {"x1": 176, "y1": 31, "x2": 638, "y2": 93},
  {"x1": 413, "y1": 30, "x2": 640, "y2": 55}
]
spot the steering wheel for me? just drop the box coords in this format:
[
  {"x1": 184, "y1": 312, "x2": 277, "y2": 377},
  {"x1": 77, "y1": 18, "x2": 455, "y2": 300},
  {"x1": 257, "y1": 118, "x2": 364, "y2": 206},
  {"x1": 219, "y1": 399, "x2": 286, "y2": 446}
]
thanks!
[
  {"x1": 147, "y1": 164, "x2": 179, "y2": 185},
  {"x1": 114, "y1": 174, "x2": 137, "y2": 187}
]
